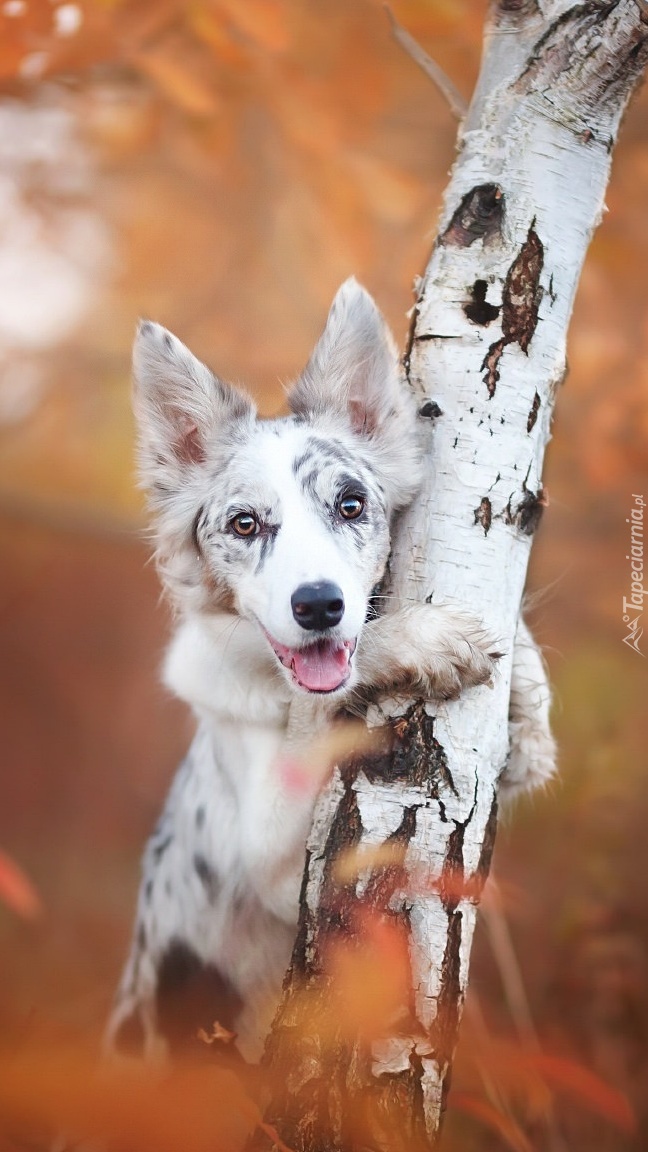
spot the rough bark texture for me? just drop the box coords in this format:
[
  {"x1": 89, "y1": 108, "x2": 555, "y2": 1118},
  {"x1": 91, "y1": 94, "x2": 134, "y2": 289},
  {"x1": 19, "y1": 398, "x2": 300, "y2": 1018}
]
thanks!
[{"x1": 253, "y1": 3, "x2": 648, "y2": 1149}]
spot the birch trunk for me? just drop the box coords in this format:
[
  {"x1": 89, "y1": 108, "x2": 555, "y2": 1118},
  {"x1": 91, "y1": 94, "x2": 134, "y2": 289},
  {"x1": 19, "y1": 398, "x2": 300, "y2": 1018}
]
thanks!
[{"x1": 254, "y1": 3, "x2": 648, "y2": 1149}]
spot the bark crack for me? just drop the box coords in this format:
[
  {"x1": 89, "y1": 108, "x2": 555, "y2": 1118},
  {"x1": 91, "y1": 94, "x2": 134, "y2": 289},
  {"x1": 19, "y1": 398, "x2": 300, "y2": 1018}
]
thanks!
[
  {"x1": 527, "y1": 390, "x2": 541, "y2": 432},
  {"x1": 481, "y1": 223, "x2": 544, "y2": 397}
]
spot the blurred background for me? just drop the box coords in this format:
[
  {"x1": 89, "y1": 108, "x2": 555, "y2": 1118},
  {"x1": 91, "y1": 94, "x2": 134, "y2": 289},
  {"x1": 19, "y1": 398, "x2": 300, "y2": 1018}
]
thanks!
[{"x1": 0, "y1": 1, "x2": 647, "y2": 1149}]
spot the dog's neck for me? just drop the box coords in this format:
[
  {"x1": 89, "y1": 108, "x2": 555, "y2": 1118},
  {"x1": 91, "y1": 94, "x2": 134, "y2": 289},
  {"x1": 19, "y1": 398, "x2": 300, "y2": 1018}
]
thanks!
[{"x1": 163, "y1": 611, "x2": 293, "y2": 729}]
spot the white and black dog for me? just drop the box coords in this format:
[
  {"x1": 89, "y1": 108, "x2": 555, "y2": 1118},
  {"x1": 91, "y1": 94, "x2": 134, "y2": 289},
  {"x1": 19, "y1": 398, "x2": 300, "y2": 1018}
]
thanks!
[{"x1": 107, "y1": 279, "x2": 555, "y2": 1064}]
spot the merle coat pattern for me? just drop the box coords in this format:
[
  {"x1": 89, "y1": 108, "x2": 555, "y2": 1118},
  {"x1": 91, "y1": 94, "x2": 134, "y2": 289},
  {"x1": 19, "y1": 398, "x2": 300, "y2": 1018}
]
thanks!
[{"x1": 107, "y1": 280, "x2": 555, "y2": 1062}]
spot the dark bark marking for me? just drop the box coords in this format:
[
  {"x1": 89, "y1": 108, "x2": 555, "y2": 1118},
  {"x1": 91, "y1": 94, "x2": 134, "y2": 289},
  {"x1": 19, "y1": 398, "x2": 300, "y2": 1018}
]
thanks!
[
  {"x1": 482, "y1": 339, "x2": 506, "y2": 398},
  {"x1": 428, "y1": 910, "x2": 463, "y2": 1072},
  {"x1": 403, "y1": 303, "x2": 420, "y2": 383},
  {"x1": 363, "y1": 806, "x2": 418, "y2": 909},
  {"x1": 463, "y1": 279, "x2": 501, "y2": 327},
  {"x1": 527, "y1": 390, "x2": 541, "y2": 432},
  {"x1": 502, "y1": 226, "x2": 544, "y2": 351},
  {"x1": 311, "y1": 776, "x2": 365, "y2": 967},
  {"x1": 497, "y1": 0, "x2": 538, "y2": 11},
  {"x1": 361, "y1": 703, "x2": 455, "y2": 799},
  {"x1": 357, "y1": 1051, "x2": 429, "y2": 1152},
  {"x1": 481, "y1": 224, "x2": 544, "y2": 397},
  {"x1": 474, "y1": 794, "x2": 499, "y2": 894},
  {"x1": 440, "y1": 183, "x2": 504, "y2": 248},
  {"x1": 474, "y1": 496, "x2": 492, "y2": 536},
  {"x1": 440, "y1": 823, "x2": 465, "y2": 914},
  {"x1": 505, "y1": 484, "x2": 548, "y2": 535},
  {"x1": 289, "y1": 848, "x2": 316, "y2": 980},
  {"x1": 515, "y1": 2, "x2": 648, "y2": 120},
  {"x1": 419, "y1": 400, "x2": 443, "y2": 419}
]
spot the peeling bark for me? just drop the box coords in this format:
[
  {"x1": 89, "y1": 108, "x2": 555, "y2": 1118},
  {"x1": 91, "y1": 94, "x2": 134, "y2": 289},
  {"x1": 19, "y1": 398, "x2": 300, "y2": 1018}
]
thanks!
[{"x1": 252, "y1": 4, "x2": 648, "y2": 1150}]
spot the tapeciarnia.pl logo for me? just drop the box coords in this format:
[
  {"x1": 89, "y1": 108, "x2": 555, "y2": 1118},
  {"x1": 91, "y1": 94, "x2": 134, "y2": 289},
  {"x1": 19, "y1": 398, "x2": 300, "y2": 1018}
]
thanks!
[{"x1": 622, "y1": 494, "x2": 645, "y2": 656}]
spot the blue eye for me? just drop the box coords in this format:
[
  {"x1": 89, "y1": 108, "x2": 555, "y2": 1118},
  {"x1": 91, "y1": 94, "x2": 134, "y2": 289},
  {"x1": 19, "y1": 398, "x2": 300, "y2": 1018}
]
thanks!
[
  {"x1": 229, "y1": 513, "x2": 259, "y2": 537},
  {"x1": 338, "y1": 494, "x2": 365, "y2": 520}
]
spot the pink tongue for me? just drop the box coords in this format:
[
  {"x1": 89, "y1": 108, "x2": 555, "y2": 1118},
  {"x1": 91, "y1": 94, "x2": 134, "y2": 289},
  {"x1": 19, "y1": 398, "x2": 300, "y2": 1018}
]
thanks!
[{"x1": 291, "y1": 641, "x2": 350, "y2": 692}]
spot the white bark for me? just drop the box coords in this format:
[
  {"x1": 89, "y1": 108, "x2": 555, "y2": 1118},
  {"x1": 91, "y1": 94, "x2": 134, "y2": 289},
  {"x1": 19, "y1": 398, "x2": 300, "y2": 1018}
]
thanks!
[{"x1": 257, "y1": 4, "x2": 648, "y2": 1149}]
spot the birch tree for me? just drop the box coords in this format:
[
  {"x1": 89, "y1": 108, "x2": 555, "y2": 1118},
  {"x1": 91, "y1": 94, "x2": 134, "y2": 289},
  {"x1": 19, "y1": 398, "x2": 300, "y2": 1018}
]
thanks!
[{"x1": 252, "y1": 3, "x2": 648, "y2": 1149}]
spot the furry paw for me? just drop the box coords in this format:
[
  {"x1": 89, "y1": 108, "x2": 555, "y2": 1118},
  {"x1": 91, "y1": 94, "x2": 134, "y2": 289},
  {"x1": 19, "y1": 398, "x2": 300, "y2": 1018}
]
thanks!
[
  {"x1": 502, "y1": 718, "x2": 557, "y2": 799},
  {"x1": 420, "y1": 612, "x2": 501, "y2": 700},
  {"x1": 356, "y1": 604, "x2": 501, "y2": 704},
  {"x1": 501, "y1": 615, "x2": 556, "y2": 799}
]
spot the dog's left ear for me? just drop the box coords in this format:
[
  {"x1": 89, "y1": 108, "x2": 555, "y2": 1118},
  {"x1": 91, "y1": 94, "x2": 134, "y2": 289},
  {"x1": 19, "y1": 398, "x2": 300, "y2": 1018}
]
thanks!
[
  {"x1": 289, "y1": 278, "x2": 401, "y2": 435},
  {"x1": 289, "y1": 279, "x2": 421, "y2": 507}
]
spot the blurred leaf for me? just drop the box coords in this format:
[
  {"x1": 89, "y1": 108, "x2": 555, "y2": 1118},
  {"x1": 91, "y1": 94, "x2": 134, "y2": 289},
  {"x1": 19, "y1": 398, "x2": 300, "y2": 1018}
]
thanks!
[
  {"x1": 0, "y1": 848, "x2": 42, "y2": 921},
  {"x1": 188, "y1": 3, "x2": 250, "y2": 68},
  {"x1": 325, "y1": 911, "x2": 412, "y2": 1041},
  {"x1": 128, "y1": 35, "x2": 220, "y2": 118},
  {"x1": 0, "y1": 1047, "x2": 265, "y2": 1152},
  {"x1": 451, "y1": 1093, "x2": 534, "y2": 1152},
  {"x1": 531, "y1": 1053, "x2": 635, "y2": 1133},
  {"x1": 209, "y1": 0, "x2": 290, "y2": 55}
]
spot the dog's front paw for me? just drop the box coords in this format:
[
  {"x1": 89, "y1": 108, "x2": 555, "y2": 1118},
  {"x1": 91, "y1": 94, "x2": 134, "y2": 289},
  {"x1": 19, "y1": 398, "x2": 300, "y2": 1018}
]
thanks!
[{"x1": 421, "y1": 610, "x2": 501, "y2": 700}]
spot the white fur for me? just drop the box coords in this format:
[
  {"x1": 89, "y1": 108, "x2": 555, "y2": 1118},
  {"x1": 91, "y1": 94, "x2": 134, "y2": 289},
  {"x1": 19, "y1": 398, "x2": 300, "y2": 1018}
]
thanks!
[{"x1": 107, "y1": 280, "x2": 555, "y2": 1062}]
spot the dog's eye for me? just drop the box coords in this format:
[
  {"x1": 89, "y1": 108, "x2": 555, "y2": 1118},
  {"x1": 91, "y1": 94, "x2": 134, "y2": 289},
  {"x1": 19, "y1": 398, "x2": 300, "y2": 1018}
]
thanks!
[
  {"x1": 229, "y1": 513, "x2": 259, "y2": 537},
  {"x1": 338, "y1": 494, "x2": 365, "y2": 520}
]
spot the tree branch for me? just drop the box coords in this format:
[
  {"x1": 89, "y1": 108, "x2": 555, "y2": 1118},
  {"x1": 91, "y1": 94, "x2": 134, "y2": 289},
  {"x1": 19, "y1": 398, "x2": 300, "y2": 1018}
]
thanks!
[{"x1": 384, "y1": 5, "x2": 468, "y2": 121}]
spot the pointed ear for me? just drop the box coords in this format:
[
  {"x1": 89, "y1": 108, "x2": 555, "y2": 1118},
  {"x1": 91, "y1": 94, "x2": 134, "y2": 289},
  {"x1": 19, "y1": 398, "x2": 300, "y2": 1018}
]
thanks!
[
  {"x1": 288, "y1": 278, "x2": 402, "y2": 435},
  {"x1": 288, "y1": 279, "x2": 421, "y2": 509},
  {"x1": 133, "y1": 321, "x2": 254, "y2": 492}
]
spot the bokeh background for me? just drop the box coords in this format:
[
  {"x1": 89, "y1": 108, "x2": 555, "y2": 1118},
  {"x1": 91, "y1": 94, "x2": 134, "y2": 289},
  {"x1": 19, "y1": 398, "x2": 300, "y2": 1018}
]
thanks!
[{"x1": 0, "y1": 1, "x2": 647, "y2": 1149}]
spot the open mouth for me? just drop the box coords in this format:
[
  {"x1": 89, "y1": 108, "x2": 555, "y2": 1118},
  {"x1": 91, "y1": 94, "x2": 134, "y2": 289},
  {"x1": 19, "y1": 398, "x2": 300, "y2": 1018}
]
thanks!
[{"x1": 265, "y1": 633, "x2": 356, "y2": 693}]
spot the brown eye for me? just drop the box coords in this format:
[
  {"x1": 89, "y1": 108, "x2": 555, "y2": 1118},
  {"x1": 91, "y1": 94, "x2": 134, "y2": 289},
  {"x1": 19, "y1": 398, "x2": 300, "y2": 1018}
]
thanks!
[
  {"x1": 338, "y1": 494, "x2": 365, "y2": 520},
  {"x1": 230, "y1": 513, "x2": 259, "y2": 537}
]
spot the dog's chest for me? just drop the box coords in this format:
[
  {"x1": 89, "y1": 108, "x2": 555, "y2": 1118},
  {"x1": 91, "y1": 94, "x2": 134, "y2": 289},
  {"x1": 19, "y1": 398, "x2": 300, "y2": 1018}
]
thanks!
[{"x1": 139, "y1": 720, "x2": 297, "y2": 960}]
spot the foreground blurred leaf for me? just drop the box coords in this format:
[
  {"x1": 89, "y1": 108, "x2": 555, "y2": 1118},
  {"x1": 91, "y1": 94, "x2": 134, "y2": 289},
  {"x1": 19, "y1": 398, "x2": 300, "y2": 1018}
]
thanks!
[
  {"x1": 325, "y1": 911, "x2": 412, "y2": 1041},
  {"x1": 0, "y1": 1047, "x2": 268, "y2": 1152},
  {"x1": 452, "y1": 1093, "x2": 534, "y2": 1152},
  {"x1": 0, "y1": 848, "x2": 42, "y2": 920},
  {"x1": 532, "y1": 1053, "x2": 635, "y2": 1133},
  {"x1": 128, "y1": 35, "x2": 221, "y2": 117}
]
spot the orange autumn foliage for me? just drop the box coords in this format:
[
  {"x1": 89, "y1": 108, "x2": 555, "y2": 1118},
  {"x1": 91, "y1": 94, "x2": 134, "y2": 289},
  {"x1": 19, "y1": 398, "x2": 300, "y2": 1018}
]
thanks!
[
  {"x1": 0, "y1": 848, "x2": 42, "y2": 921},
  {"x1": 0, "y1": 1046, "x2": 264, "y2": 1152}
]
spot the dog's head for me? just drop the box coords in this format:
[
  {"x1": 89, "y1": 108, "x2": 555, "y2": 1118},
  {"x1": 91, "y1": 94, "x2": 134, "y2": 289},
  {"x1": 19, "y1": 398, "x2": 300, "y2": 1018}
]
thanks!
[{"x1": 134, "y1": 279, "x2": 422, "y2": 694}]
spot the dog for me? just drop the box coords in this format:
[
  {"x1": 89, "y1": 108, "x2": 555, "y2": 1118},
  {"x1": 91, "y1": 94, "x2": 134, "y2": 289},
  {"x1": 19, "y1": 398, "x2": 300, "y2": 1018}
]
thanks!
[{"x1": 106, "y1": 279, "x2": 555, "y2": 1064}]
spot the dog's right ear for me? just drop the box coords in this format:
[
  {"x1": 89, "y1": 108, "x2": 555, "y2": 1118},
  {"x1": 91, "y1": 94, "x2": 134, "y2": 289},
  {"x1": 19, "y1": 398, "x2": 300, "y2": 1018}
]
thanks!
[{"x1": 133, "y1": 321, "x2": 254, "y2": 491}]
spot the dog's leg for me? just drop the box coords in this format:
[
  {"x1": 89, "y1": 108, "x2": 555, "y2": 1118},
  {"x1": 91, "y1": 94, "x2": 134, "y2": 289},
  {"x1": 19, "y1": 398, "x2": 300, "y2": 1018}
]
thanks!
[
  {"x1": 354, "y1": 602, "x2": 500, "y2": 700},
  {"x1": 104, "y1": 933, "x2": 163, "y2": 1061},
  {"x1": 501, "y1": 615, "x2": 556, "y2": 798},
  {"x1": 237, "y1": 697, "x2": 335, "y2": 925}
]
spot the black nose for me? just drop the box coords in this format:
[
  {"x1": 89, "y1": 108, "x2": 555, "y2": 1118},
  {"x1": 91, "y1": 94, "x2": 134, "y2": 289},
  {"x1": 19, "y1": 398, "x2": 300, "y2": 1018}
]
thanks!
[{"x1": 291, "y1": 581, "x2": 345, "y2": 631}]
